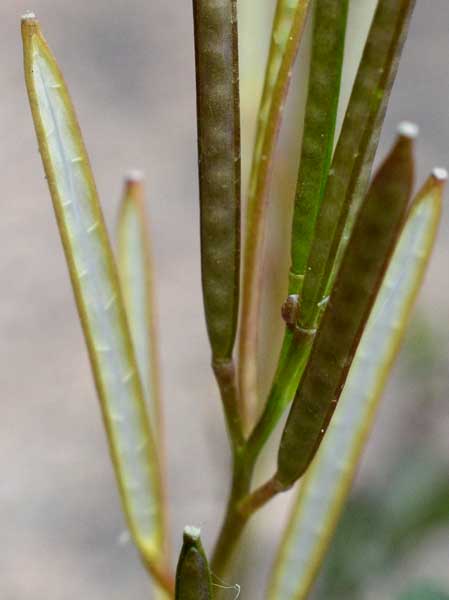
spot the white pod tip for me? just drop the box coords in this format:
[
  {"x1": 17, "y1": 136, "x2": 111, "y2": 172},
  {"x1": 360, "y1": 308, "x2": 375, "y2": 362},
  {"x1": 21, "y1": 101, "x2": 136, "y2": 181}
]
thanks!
[
  {"x1": 397, "y1": 121, "x2": 419, "y2": 139},
  {"x1": 432, "y1": 167, "x2": 448, "y2": 182},
  {"x1": 125, "y1": 169, "x2": 145, "y2": 183},
  {"x1": 183, "y1": 525, "x2": 201, "y2": 541},
  {"x1": 21, "y1": 10, "x2": 37, "y2": 20}
]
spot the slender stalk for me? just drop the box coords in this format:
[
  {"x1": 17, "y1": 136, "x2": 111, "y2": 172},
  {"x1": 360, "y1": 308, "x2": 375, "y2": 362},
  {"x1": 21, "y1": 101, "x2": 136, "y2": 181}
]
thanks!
[
  {"x1": 238, "y1": 476, "x2": 285, "y2": 518},
  {"x1": 210, "y1": 451, "x2": 254, "y2": 578},
  {"x1": 239, "y1": 0, "x2": 311, "y2": 425},
  {"x1": 213, "y1": 360, "x2": 245, "y2": 451},
  {"x1": 247, "y1": 329, "x2": 313, "y2": 459}
]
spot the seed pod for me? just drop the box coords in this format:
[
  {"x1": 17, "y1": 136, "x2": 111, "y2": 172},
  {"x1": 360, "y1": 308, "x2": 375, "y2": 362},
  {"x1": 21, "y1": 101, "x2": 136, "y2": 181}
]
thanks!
[
  {"x1": 239, "y1": 0, "x2": 312, "y2": 419},
  {"x1": 277, "y1": 126, "x2": 416, "y2": 487},
  {"x1": 192, "y1": 0, "x2": 241, "y2": 361},
  {"x1": 175, "y1": 527, "x2": 212, "y2": 600},
  {"x1": 269, "y1": 169, "x2": 445, "y2": 600},
  {"x1": 117, "y1": 173, "x2": 163, "y2": 444},
  {"x1": 290, "y1": 0, "x2": 349, "y2": 294},
  {"x1": 299, "y1": 0, "x2": 416, "y2": 331},
  {"x1": 21, "y1": 14, "x2": 168, "y2": 586}
]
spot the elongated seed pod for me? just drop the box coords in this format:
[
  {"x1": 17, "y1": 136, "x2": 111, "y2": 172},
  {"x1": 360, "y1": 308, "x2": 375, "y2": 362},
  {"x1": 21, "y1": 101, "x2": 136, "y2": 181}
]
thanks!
[
  {"x1": 276, "y1": 128, "x2": 415, "y2": 487},
  {"x1": 21, "y1": 15, "x2": 170, "y2": 590},
  {"x1": 192, "y1": 0, "x2": 241, "y2": 361},
  {"x1": 268, "y1": 170, "x2": 445, "y2": 600},
  {"x1": 239, "y1": 0, "x2": 312, "y2": 420},
  {"x1": 175, "y1": 527, "x2": 212, "y2": 600},
  {"x1": 299, "y1": 0, "x2": 416, "y2": 331},
  {"x1": 117, "y1": 173, "x2": 163, "y2": 445},
  {"x1": 289, "y1": 0, "x2": 349, "y2": 295},
  {"x1": 117, "y1": 174, "x2": 170, "y2": 596}
]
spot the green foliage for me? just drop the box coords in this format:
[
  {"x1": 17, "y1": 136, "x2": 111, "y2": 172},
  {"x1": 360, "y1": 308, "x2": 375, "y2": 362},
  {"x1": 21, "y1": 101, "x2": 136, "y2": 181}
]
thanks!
[{"x1": 22, "y1": 1, "x2": 447, "y2": 598}]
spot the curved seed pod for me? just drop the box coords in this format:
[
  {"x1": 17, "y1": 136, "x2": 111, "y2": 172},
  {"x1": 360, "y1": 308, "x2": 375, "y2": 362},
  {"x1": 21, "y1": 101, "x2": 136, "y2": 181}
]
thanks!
[
  {"x1": 192, "y1": 0, "x2": 241, "y2": 361},
  {"x1": 175, "y1": 527, "x2": 212, "y2": 600},
  {"x1": 239, "y1": 0, "x2": 312, "y2": 418},
  {"x1": 299, "y1": 0, "x2": 416, "y2": 331},
  {"x1": 268, "y1": 171, "x2": 445, "y2": 600},
  {"x1": 276, "y1": 127, "x2": 416, "y2": 488},
  {"x1": 22, "y1": 15, "x2": 171, "y2": 592},
  {"x1": 289, "y1": 0, "x2": 349, "y2": 295}
]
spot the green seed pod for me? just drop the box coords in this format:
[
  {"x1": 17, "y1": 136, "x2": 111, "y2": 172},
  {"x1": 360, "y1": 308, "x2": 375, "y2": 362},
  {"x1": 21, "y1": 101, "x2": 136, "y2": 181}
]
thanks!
[
  {"x1": 299, "y1": 0, "x2": 416, "y2": 331},
  {"x1": 290, "y1": 0, "x2": 349, "y2": 294},
  {"x1": 192, "y1": 0, "x2": 241, "y2": 361},
  {"x1": 269, "y1": 169, "x2": 444, "y2": 600},
  {"x1": 277, "y1": 126, "x2": 416, "y2": 487},
  {"x1": 175, "y1": 527, "x2": 212, "y2": 600}
]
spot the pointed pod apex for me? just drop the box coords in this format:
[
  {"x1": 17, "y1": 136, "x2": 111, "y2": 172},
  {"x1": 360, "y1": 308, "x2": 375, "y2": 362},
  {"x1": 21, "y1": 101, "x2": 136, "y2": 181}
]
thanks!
[
  {"x1": 432, "y1": 167, "x2": 448, "y2": 183},
  {"x1": 176, "y1": 526, "x2": 211, "y2": 599},
  {"x1": 21, "y1": 10, "x2": 37, "y2": 21},
  {"x1": 397, "y1": 121, "x2": 419, "y2": 140},
  {"x1": 183, "y1": 525, "x2": 201, "y2": 543},
  {"x1": 125, "y1": 169, "x2": 145, "y2": 183}
]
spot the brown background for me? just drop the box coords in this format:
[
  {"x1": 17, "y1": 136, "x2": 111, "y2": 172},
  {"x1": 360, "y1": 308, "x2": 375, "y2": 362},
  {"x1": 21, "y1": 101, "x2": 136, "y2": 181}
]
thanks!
[{"x1": 1, "y1": 0, "x2": 448, "y2": 598}]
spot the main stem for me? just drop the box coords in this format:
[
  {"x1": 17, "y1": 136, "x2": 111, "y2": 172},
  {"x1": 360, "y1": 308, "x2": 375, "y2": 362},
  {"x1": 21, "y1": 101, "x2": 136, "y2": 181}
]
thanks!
[
  {"x1": 211, "y1": 329, "x2": 313, "y2": 579},
  {"x1": 210, "y1": 447, "x2": 256, "y2": 579}
]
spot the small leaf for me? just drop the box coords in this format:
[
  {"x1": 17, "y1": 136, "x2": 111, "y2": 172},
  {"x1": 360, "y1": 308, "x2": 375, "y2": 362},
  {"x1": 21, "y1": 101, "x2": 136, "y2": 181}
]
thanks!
[
  {"x1": 267, "y1": 170, "x2": 444, "y2": 600},
  {"x1": 192, "y1": 0, "x2": 241, "y2": 361},
  {"x1": 22, "y1": 14, "x2": 169, "y2": 589},
  {"x1": 175, "y1": 527, "x2": 212, "y2": 600},
  {"x1": 298, "y1": 0, "x2": 416, "y2": 332},
  {"x1": 289, "y1": 0, "x2": 349, "y2": 294},
  {"x1": 277, "y1": 127, "x2": 416, "y2": 487}
]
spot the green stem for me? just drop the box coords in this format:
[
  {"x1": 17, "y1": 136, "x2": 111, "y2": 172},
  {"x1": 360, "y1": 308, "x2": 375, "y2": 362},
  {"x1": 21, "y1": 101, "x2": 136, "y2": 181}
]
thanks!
[
  {"x1": 211, "y1": 330, "x2": 312, "y2": 579},
  {"x1": 247, "y1": 328, "x2": 313, "y2": 460},
  {"x1": 213, "y1": 359, "x2": 245, "y2": 451},
  {"x1": 210, "y1": 450, "x2": 255, "y2": 579}
]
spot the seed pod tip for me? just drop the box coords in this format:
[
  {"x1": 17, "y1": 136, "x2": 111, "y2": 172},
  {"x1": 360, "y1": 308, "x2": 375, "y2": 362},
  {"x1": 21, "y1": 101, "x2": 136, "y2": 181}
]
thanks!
[
  {"x1": 125, "y1": 169, "x2": 145, "y2": 183},
  {"x1": 21, "y1": 10, "x2": 37, "y2": 21},
  {"x1": 397, "y1": 120, "x2": 419, "y2": 139},
  {"x1": 183, "y1": 525, "x2": 201, "y2": 543},
  {"x1": 432, "y1": 167, "x2": 448, "y2": 182}
]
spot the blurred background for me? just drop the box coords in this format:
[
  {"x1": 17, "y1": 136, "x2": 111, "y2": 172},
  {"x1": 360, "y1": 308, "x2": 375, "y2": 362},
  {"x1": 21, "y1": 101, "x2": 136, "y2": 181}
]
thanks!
[{"x1": 1, "y1": 0, "x2": 448, "y2": 598}]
